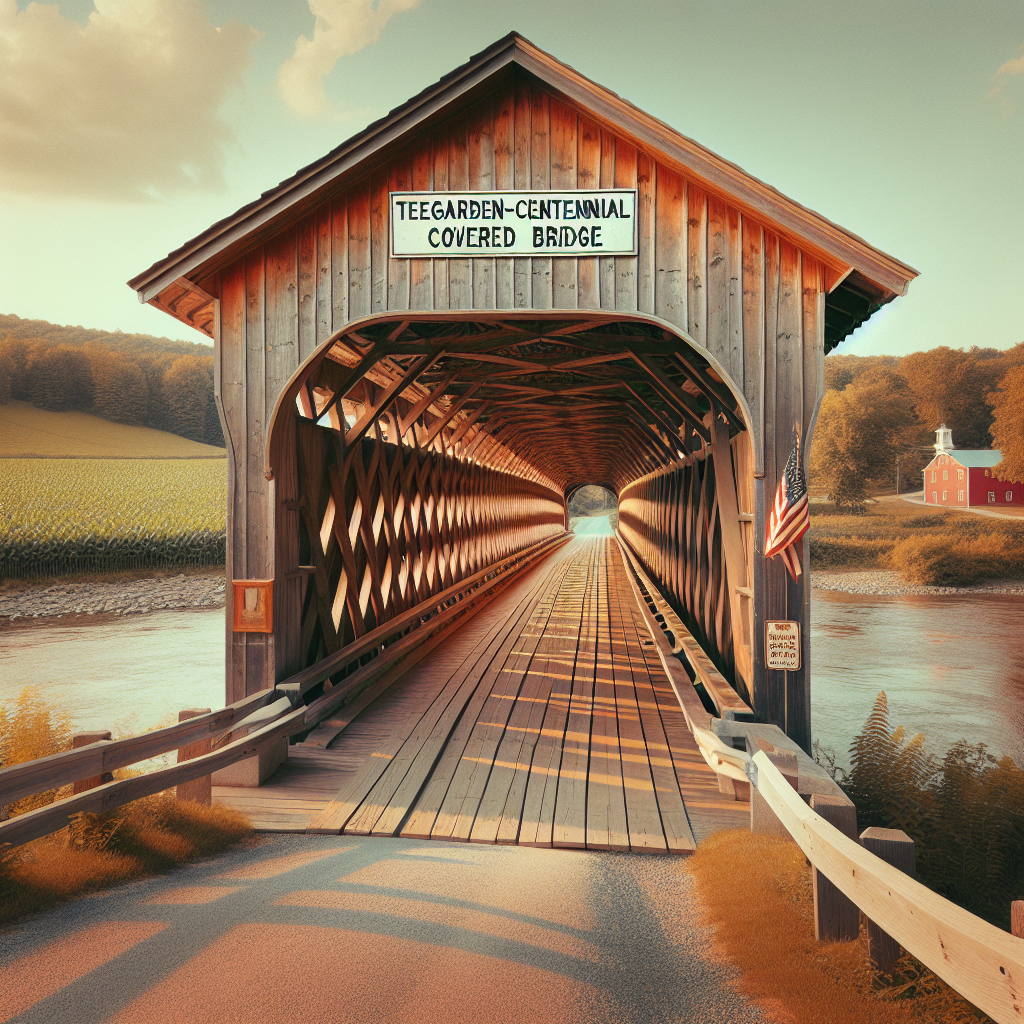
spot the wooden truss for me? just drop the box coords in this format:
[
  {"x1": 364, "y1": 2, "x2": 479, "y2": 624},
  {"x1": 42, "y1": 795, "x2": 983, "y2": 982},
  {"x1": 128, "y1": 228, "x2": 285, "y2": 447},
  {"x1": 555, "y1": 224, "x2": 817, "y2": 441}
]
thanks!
[{"x1": 273, "y1": 312, "x2": 754, "y2": 697}]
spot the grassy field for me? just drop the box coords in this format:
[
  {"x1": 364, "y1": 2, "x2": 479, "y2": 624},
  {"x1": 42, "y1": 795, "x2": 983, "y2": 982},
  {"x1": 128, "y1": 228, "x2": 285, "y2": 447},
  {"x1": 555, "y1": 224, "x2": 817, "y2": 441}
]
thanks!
[
  {"x1": 809, "y1": 497, "x2": 1024, "y2": 584},
  {"x1": 0, "y1": 459, "x2": 227, "y2": 574},
  {"x1": 0, "y1": 400, "x2": 226, "y2": 458}
]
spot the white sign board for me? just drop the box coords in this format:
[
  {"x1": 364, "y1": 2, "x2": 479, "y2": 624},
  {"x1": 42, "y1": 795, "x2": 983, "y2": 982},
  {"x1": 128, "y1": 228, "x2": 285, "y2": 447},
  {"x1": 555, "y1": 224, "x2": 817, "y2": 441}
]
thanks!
[
  {"x1": 390, "y1": 190, "x2": 638, "y2": 258},
  {"x1": 765, "y1": 620, "x2": 801, "y2": 671}
]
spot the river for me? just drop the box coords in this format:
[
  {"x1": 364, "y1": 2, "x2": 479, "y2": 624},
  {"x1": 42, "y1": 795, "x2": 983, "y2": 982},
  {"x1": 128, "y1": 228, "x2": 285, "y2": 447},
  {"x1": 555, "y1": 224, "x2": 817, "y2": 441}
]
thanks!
[{"x1": 1, "y1": 591, "x2": 1021, "y2": 769}]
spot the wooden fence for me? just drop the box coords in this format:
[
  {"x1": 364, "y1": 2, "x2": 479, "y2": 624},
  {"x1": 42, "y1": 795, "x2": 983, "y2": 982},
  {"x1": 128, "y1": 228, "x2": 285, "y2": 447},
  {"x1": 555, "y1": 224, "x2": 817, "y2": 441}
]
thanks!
[{"x1": 0, "y1": 531, "x2": 568, "y2": 850}]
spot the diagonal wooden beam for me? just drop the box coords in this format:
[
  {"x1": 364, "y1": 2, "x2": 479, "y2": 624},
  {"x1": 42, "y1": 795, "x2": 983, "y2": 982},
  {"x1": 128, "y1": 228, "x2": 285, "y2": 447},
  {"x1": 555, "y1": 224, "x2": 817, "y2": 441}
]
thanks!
[
  {"x1": 669, "y1": 351, "x2": 746, "y2": 434},
  {"x1": 628, "y1": 351, "x2": 711, "y2": 443},
  {"x1": 344, "y1": 351, "x2": 444, "y2": 449},
  {"x1": 398, "y1": 372, "x2": 458, "y2": 436}
]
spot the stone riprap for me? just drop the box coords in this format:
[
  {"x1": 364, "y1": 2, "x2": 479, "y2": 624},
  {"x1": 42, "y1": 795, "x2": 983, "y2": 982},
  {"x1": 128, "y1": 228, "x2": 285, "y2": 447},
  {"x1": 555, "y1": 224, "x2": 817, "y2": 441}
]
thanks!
[
  {"x1": 0, "y1": 573, "x2": 226, "y2": 621},
  {"x1": 812, "y1": 570, "x2": 1024, "y2": 597}
]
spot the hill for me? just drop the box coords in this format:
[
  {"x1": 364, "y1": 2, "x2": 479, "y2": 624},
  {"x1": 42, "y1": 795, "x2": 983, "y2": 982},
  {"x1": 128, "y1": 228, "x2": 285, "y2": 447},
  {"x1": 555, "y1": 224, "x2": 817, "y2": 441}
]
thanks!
[
  {"x1": 0, "y1": 313, "x2": 211, "y2": 359},
  {"x1": 0, "y1": 401, "x2": 226, "y2": 458}
]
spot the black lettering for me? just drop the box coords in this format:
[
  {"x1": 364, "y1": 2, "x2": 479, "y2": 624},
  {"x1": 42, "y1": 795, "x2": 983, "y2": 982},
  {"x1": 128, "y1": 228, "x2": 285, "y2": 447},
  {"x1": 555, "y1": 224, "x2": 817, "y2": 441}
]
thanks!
[
  {"x1": 592, "y1": 225, "x2": 602, "y2": 247},
  {"x1": 419, "y1": 201, "x2": 429, "y2": 220},
  {"x1": 408, "y1": 203, "x2": 418, "y2": 220},
  {"x1": 529, "y1": 199, "x2": 539, "y2": 219},
  {"x1": 539, "y1": 199, "x2": 551, "y2": 220},
  {"x1": 516, "y1": 199, "x2": 529, "y2": 219},
  {"x1": 606, "y1": 199, "x2": 619, "y2": 218},
  {"x1": 445, "y1": 200, "x2": 456, "y2": 219},
  {"x1": 469, "y1": 200, "x2": 480, "y2": 219},
  {"x1": 578, "y1": 225, "x2": 589, "y2": 246},
  {"x1": 457, "y1": 199, "x2": 468, "y2": 218},
  {"x1": 619, "y1": 198, "x2": 628, "y2": 217},
  {"x1": 481, "y1": 200, "x2": 491, "y2": 219},
  {"x1": 431, "y1": 200, "x2": 443, "y2": 220},
  {"x1": 492, "y1": 199, "x2": 504, "y2": 218},
  {"x1": 504, "y1": 226, "x2": 515, "y2": 246},
  {"x1": 428, "y1": 227, "x2": 440, "y2": 248},
  {"x1": 442, "y1": 227, "x2": 454, "y2": 247},
  {"x1": 490, "y1": 227, "x2": 500, "y2": 247},
  {"x1": 533, "y1": 226, "x2": 543, "y2": 246},
  {"x1": 564, "y1": 201, "x2": 575, "y2": 220},
  {"x1": 456, "y1": 227, "x2": 466, "y2": 246},
  {"x1": 395, "y1": 200, "x2": 407, "y2": 220},
  {"x1": 561, "y1": 226, "x2": 578, "y2": 246},
  {"x1": 546, "y1": 226, "x2": 557, "y2": 246},
  {"x1": 467, "y1": 227, "x2": 477, "y2": 246}
]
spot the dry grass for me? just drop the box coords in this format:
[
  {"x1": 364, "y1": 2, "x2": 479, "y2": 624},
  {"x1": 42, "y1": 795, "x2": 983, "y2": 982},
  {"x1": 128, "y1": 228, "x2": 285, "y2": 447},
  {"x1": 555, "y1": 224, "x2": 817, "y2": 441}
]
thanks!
[
  {"x1": 0, "y1": 687, "x2": 252, "y2": 924},
  {"x1": 0, "y1": 798, "x2": 253, "y2": 924},
  {"x1": 686, "y1": 829, "x2": 990, "y2": 1024},
  {"x1": 0, "y1": 399, "x2": 226, "y2": 458},
  {"x1": 808, "y1": 499, "x2": 1024, "y2": 581}
]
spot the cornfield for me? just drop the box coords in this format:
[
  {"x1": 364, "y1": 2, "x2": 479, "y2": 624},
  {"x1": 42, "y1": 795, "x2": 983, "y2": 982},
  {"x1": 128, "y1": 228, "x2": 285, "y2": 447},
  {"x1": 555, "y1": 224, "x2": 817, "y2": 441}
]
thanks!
[{"x1": 0, "y1": 459, "x2": 227, "y2": 577}]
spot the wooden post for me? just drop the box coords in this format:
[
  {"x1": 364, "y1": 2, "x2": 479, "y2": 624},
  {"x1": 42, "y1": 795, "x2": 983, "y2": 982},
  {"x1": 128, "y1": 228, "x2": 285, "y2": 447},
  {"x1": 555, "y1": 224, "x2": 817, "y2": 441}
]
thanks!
[
  {"x1": 810, "y1": 794, "x2": 859, "y2": 941},
  {"x1": 749, "y1": 739, "x2": 798, "y2": 837},
  {"x1": 860, "y1": 826, "x2": 916, "y2": 973},
  {"x1": 1012, "y1": 901, "x2": 1024, "y2": 939},
  {"x1": 71, "y1": 732, "x2": 113, "y2": 794},
  {"x1": 176, "y1": 709, "x2": 212, "y2": 806}
]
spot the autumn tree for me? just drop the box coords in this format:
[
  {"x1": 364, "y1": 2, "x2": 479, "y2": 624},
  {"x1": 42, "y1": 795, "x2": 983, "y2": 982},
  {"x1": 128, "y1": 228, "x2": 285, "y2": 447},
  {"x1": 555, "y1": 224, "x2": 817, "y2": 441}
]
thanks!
[
  {"x1": 90, "y1": 352, "x2": 149, "y2": 424},
  {"x1": 162, "y1": 355, "x2": 213, "y2": 442},
  {"x1": 988, "y1": 365, "x2": 1023, "y2": 481},
  {"x1": 810, "y1": 368, "x2": 918, "y2": 508},
  {"x1": 22, "y1": 345, "x2": 93, "y2": 411}
]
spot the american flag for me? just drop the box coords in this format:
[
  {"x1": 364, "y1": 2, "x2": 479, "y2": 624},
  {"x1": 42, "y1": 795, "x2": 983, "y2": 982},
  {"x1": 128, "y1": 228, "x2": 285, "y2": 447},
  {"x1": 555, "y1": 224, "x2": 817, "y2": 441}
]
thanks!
[{"x1": 765, "y1": 438, "x2": 810, "y2": 581}]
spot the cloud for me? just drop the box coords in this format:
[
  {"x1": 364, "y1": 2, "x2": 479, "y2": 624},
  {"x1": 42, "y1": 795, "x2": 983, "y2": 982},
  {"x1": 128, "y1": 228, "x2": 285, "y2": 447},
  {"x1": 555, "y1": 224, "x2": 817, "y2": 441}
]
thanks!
[
  {"x1": 279, "y1": 0, "x2": 420, "y2": 118},
  {"x1": 0, "y1": 0, "x2": 260, "y2": 201},
  {"x1": 988, "y1": 42, "x2": 1024, "y2": 103}
]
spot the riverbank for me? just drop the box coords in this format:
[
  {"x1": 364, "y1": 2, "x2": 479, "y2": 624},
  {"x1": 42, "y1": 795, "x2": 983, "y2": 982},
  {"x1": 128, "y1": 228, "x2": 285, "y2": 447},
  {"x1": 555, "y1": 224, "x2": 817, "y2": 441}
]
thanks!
[
  {"x1": 2, "y1": 563, "x2": 1022, "y2": 623},
  {"x1": 811, "y1": 570, "x2": 1024, "y2": 596},
  {"x1": 0, "y1": 570, "x2": 226, "y2": 622}
]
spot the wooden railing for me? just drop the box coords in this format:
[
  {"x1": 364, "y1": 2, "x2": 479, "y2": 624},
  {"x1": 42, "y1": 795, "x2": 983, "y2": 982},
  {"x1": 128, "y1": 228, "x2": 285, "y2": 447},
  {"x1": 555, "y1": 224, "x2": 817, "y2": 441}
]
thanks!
[
  {"x1": 0, "y1": 531, "x2": 570, "y2": 851},
  {"x1": 752, "y1": 752, "x2": 1024, "y2": 1024}
]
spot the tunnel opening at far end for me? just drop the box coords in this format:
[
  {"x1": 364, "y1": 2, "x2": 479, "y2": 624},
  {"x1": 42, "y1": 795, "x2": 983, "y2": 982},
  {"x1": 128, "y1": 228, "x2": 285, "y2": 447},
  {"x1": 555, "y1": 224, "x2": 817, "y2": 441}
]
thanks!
[
  {"x1": 568, "y1": 485, "x2": 618, "y2": 536},
  {"x1": 268, "y1": 310, "x2": 757, "y2": 711}
]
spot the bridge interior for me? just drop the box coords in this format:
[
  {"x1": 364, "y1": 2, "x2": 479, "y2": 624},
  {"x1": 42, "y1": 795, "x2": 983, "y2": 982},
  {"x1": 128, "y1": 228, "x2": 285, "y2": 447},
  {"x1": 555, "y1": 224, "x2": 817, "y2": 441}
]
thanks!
[{"x1": 216, "y1": 536, "x2": 749, "y2": 850}]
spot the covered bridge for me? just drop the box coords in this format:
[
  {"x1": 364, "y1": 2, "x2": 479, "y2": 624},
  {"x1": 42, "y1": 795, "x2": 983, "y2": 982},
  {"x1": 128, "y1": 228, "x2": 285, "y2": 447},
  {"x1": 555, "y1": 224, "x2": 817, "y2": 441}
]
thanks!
[{"x1": 129, "y1": 33, "x2": 916, "y2": 789}]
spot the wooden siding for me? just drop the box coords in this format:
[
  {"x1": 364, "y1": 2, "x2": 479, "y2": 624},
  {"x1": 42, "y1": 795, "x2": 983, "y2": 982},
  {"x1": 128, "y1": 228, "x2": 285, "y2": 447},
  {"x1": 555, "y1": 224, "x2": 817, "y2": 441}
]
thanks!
[{"x1": 213, "y1": 73, "x2": 825, "y2": 748}]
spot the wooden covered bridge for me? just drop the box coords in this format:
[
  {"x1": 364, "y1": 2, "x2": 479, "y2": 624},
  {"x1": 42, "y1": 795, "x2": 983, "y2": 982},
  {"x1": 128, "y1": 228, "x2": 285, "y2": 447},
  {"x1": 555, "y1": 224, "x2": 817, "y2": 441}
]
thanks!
[{"x1": 128, "y1": 33, "x2": 916, "y2": 848}]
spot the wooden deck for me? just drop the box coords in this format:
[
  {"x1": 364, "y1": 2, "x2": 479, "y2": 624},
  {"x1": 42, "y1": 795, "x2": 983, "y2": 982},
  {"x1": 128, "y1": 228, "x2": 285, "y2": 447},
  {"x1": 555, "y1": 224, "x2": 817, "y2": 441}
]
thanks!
[{"x1": 214, "y1": 537, "x2": 749, "y2": 851}]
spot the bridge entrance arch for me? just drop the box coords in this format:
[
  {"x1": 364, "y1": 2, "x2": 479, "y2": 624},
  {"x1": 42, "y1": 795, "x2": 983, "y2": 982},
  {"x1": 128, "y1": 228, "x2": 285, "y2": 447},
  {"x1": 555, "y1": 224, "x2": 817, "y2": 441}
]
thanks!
[
  {"x1": 264, "y1": 308, "x2": 758, "y2": 719},
  {"x1": 129, "y1": 33, "x2": 916, "y2": 758}
]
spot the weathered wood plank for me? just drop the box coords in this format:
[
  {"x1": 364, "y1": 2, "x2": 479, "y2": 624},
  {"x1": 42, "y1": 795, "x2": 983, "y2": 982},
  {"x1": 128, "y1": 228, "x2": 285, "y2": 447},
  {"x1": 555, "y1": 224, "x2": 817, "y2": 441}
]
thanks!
[
  {"x1": 549, "y1": 98, "x2": 577, "y2": 310},
  {"x1": 655, "y1": 166, "x2": 685, "y2": 330},
  {"x1": 530, "y1": 87, "x2": 552, "y2": 309}
]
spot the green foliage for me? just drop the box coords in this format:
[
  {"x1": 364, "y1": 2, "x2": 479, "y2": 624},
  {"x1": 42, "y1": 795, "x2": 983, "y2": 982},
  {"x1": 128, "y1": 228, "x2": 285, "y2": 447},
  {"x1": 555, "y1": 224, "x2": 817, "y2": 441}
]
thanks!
[
  {"x1": 810, "y1": 370, "x2": 918, "y2": 509},
  {"x1": 0, "y1": 459, "x2": 227, "y2": 572},
  {"x1": 568, "y1": 484, "x2": 617, "y2": 517},
  {"x1": 844, "y1": 692, "x2": 1024, "y2": 929}
]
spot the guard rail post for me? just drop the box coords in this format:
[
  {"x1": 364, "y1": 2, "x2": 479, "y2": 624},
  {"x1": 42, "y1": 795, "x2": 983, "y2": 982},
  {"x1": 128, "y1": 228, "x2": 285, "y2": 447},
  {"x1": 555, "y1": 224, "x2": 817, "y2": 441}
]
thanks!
[
  {"x1": 810, "y1": 793, "x2": 860, "y2": 941},
  {"x1": 860, "y1": 826, "x2": 916, "y2": 973},
  {"x1": 71, "y1": 732, "x2": 113, "y2": 794},
  {"x1": 176, "y1": 709, "x2": 213, "y2": 806}
]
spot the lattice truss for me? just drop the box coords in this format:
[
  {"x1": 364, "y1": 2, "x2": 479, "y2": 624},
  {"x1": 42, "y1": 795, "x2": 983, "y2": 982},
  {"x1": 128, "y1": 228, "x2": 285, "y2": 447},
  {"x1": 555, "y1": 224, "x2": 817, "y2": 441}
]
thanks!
[{"x1": 280, "y1": 312, "x2": 752, "y2": 679}]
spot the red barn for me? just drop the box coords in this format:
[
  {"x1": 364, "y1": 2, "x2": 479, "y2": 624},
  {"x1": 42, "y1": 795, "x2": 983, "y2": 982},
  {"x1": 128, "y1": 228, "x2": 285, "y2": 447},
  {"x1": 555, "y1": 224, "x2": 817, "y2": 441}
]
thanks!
[{"x1": 922, "y1": 425, "x2": 1023, "y2": 508}]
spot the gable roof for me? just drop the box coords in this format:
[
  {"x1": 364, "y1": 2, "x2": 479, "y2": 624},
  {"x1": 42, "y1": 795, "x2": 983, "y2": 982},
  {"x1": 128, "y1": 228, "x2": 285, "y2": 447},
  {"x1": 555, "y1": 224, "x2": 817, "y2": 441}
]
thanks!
[
  {"x1": 128, "y1": 32, "x2": 917, "y2": 338},
  {"x1": 942, "y1": 450, "x2": 1004, "y2": 469}
]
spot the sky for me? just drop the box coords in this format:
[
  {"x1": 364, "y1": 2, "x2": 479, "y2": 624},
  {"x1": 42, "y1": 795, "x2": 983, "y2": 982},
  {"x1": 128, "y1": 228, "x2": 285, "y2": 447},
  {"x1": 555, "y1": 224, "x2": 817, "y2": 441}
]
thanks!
[{"x1": 1, "y1": 0, "x2": 1022, "y2": 358}]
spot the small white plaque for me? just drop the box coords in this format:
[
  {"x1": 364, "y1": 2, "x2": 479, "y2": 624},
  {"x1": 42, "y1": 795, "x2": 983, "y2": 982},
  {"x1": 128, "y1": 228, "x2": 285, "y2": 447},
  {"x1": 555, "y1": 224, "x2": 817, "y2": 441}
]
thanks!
[
  {"x1": 390, "y1": 189, "x2": 638, "y2": 257},
  {"x1": 765, "y1": 620, "x2": 801, "y2": 671}
]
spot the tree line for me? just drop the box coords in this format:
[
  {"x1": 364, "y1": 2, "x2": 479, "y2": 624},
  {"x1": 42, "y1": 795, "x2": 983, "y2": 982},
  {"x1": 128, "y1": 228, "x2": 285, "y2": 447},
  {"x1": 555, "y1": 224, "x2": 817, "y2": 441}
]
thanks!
[
  {"x1": 810, "y1": 343, "x2": 1024, "y2": 508},
  {"x1": 0, "y1": 315, "x2": 223, "y2": 447}
]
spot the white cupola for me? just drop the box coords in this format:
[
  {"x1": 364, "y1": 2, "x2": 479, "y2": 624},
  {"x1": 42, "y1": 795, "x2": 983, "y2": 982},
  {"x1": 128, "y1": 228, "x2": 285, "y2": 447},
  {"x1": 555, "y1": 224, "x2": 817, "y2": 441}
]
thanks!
[{"x1": 934, "y1": 423, "x2": 954, "y2": 454}]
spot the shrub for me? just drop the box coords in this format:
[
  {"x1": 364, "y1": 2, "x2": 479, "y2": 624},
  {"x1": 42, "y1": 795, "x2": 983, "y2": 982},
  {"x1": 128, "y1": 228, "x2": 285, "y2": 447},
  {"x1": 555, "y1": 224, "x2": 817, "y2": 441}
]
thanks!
[
  {"x1": 844, "y1": 692, "x2": 1024, "y2": 930},
  {"x1": 809, "y1": 536, "x2": 893, "y2": 570},
  {"x1": 885, "y1": 533, "x2": 1022, "y2": 586},
  {"x1": 901, "y1": 514, "x2": 950, "y2": 529},
  {"x1": 0, "y1": 687, "x2": 73, "y2": 815}
]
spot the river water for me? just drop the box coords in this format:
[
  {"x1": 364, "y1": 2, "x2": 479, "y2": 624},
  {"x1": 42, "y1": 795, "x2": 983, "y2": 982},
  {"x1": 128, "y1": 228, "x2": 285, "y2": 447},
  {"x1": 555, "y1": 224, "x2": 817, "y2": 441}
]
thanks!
[{"x1": 1, "y1": 591, "x2": 1021, "y2": 769}]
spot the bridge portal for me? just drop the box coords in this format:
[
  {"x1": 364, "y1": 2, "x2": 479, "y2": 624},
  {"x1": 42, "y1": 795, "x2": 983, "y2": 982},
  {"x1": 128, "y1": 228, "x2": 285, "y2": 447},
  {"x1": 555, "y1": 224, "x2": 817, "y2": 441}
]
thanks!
[{"x1": 130, "y1": 33, "x2": 916, "y2": 779}]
